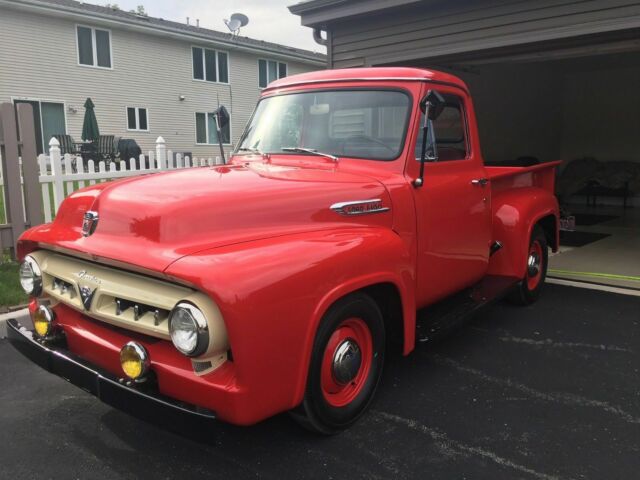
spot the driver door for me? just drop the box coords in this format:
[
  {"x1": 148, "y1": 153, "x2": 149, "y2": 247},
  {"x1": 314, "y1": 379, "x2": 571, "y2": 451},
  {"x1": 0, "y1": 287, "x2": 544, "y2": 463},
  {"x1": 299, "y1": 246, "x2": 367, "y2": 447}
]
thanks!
[{"x1": 409, "y1": 87, "x2": 492, "y2": 307}]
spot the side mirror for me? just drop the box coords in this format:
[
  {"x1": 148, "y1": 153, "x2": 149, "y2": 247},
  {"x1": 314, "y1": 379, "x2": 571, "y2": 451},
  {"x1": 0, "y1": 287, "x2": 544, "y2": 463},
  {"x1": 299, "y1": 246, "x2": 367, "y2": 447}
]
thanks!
[
  {"x1": 213, "y1": 105, "x2": 230, "y2": 129},
  {"x1": 212, "y1": 105, "x2": 230, "y2": 164},
  {"x1": 420, "y1": 90, "x2": 445, "y2": 120}
]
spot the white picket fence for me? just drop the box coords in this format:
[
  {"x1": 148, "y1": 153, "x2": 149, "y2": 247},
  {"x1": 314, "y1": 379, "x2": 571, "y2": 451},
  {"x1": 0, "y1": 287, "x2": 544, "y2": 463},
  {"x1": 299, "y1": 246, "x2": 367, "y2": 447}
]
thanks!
[{"x1": 39, "y1": 136, "x2": 222, "y2": 222}]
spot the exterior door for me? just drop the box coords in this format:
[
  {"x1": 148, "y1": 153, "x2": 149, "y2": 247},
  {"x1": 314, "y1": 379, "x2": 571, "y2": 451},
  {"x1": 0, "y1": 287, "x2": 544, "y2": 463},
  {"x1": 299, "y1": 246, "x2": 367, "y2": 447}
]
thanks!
[
  {"x1": 14, "y1": 100, "x2": 66, "y2": 154},
  {"x1": 409, "y1": 88, "x2": 491, "y2": 307}
]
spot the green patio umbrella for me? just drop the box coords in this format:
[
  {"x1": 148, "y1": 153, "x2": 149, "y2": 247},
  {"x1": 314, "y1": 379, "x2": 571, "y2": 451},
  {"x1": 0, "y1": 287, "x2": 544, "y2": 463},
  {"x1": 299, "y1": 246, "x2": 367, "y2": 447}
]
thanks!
[{"x1": 81, "y1": 97, "x2": 100, "y2": 142}]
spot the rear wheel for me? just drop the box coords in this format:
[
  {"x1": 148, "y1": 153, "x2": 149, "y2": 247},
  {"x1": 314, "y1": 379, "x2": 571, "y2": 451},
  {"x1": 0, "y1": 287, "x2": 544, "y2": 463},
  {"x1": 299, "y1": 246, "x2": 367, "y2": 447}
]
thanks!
[
  {"x1": 292, "y1": 293, "x2": 385, "y2": 434},
  {"x1": 508, "y1": 225, "x2": 548, "y2": 305}
]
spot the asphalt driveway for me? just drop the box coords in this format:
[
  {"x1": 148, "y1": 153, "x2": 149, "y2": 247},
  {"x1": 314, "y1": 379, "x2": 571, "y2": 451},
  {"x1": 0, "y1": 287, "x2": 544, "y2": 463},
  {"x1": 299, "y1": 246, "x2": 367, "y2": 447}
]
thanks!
[{"x1": 0, "y1": 284, "x2": 638, "y2": 479}]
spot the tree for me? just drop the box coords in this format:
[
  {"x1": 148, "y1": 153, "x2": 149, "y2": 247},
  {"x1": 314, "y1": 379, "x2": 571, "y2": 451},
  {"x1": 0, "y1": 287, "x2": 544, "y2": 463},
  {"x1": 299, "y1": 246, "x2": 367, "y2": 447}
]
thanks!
[{"x1": 129, "y1": 5, "x2": 147, "y2": 16}]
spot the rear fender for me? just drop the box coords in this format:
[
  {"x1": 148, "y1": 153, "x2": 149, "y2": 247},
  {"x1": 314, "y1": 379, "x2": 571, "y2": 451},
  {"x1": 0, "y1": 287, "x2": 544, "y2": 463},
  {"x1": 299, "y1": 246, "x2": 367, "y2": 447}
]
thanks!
[
  {"x1": 488, "y1": 187, "x2": 559, "y2": 278},
  {"x1": 165, "y1": 227, "x2": 415, "y2": 421}
]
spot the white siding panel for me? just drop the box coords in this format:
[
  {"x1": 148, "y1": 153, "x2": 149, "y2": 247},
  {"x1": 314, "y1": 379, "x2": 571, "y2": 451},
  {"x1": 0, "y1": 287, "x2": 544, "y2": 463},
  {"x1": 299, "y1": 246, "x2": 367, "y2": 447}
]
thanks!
[{"x1": 0, "y1": 7, "x2": 322, "y2": 155}]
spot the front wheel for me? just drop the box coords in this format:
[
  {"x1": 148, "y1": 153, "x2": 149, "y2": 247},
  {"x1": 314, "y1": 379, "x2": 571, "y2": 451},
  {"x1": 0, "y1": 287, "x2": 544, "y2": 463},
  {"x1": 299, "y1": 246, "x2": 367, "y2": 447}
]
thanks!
[
  {"x1": 292, "y1": 293, "x2": 385, "y2": 434},
  {"x1": 508, "y1": 225, "x2": 548, "y2": 305}
]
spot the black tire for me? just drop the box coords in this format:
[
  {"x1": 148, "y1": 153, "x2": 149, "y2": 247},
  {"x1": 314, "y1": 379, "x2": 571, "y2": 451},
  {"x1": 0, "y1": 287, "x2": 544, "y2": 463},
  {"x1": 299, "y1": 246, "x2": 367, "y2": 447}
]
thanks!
[
  {"x1": 291, "y1": 293, "x2": 385, "y2": 435},
  {"x1": 508, "y1": 225, "x2": 548, "y2": 305}
]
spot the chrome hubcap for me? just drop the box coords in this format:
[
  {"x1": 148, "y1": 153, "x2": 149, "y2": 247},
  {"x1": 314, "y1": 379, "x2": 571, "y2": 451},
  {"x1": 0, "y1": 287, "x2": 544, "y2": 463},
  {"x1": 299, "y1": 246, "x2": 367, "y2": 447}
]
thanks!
[
  {"x1": 527, "y1": 252, "x2": 540, "y2": 277},
  {"x1": 332, "y1": 339, "x2": 362, "y2": 385}
]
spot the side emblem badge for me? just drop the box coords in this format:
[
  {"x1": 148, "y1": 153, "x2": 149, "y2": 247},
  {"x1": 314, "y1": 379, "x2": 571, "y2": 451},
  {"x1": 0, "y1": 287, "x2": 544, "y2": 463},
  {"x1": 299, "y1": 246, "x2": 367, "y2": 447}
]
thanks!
[
  {"x1": 79, "y1": 286, "x2": 96, "y2": 311},
  {"x1": 330, "y1": 199, "x2": 390, "y2": 216},
  {"x1": 82, "y1": 211, "x2": 99, "y2": 237}
]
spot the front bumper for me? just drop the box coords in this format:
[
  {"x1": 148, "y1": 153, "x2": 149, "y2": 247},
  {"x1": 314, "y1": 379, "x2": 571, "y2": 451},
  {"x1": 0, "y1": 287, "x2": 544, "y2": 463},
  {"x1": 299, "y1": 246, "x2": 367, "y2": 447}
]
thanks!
[{"x1": 6, "y1": 318, "x2": 216, "y2": 424}]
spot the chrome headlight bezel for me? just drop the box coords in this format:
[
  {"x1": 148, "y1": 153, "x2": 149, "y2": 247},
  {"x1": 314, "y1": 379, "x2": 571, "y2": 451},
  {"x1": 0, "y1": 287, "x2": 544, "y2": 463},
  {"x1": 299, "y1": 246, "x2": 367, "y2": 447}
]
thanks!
[
  {"x1": 168, "y1": 302, "x2": 209, "y2": 357},
  {"x1": 19, "y1": 255, "x2": 42, "y2": 296}
]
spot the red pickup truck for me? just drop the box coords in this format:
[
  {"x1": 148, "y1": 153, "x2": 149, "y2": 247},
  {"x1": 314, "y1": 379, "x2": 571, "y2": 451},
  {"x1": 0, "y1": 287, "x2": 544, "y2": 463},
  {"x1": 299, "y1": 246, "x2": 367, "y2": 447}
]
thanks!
[{"x1": 9, "y1": 67, "x2": 559, "y2": 434}]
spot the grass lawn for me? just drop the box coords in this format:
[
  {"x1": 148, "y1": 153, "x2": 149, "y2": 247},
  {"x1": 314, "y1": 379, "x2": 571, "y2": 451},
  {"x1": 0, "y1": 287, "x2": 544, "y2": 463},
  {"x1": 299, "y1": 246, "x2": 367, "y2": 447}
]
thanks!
[{"x1": 0, "y1": 262, "x2": 28, "y2": 308}]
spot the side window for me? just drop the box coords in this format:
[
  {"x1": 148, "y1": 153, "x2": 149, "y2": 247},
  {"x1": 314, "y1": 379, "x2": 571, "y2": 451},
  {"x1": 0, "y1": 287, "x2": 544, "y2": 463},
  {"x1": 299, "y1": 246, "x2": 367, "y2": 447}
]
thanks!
[{"x1": 415, "y1": 94, "x2": 467, "y2": 161}]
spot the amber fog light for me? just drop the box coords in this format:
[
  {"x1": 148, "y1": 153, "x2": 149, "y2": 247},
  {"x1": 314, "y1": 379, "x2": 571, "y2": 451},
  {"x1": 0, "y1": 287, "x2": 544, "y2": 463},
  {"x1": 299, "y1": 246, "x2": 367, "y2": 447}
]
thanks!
[
  {"x1": 33, "y1": 305, "x2": 54, "y2": 338},
  {"x1": 120, "y1": 342, "x2": 150, "y2": 381}
]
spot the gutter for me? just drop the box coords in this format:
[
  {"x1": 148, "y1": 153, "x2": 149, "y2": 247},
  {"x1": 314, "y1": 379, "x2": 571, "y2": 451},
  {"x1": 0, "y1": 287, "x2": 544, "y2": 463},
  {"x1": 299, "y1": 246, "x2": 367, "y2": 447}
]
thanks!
[{"x1": 1, "y1": 0, "x2": 327, "y2": 66}]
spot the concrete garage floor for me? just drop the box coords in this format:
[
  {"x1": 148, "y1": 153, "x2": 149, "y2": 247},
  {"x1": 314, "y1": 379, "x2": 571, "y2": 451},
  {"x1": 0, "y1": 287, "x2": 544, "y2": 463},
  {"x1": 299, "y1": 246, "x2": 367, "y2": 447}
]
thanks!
[
  {"x1": 549, "y1": 204, "x2": 640, "y2": 292},
  {"x1": 0, "y1": 284, "x2": 638, "y2": 479}
]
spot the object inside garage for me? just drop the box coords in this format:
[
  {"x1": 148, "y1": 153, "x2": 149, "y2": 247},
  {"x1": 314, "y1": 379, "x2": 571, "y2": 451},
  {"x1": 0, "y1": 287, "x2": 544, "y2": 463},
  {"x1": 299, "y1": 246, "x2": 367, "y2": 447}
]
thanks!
[
  {"x1": 421, "y1": 45, "x2": 640, "y2": 290},
  {"x1": 291, "y1": 0, "x2": 640, "y2": 290}
]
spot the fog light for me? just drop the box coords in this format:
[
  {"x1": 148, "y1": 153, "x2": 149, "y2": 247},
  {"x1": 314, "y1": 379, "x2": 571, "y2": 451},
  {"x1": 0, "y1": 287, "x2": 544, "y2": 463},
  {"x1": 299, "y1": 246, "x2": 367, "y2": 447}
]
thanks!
[
  {"x1": 119, "y1": 342, "x2": 150, "y2": 381},
  {"x1": 33, "y1": 305, "x2": 54, "y2": 337}
]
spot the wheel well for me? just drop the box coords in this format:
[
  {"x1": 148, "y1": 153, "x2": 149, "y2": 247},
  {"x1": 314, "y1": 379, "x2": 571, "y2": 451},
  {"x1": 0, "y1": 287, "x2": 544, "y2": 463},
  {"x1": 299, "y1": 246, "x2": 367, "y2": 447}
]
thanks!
[
  {"x1": 361, "y1": 283, "x2": 404, "y2": 354},
  {"x1": 536, "y1": 214, "x2": 557, "y2": 250}
]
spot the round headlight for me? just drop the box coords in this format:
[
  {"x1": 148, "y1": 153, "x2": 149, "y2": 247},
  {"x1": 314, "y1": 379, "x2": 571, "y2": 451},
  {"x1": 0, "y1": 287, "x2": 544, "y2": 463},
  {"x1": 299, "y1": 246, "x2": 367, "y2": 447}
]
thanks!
[
  {"x1": 33, "y1": 304, "x2": 54, "y2": 337},
  {"x1": 169, "y1": 302, "x2": 209, "y2": 357},
  {"x1": 19, "y1": 255, "x2": 42, "y2": 296}
]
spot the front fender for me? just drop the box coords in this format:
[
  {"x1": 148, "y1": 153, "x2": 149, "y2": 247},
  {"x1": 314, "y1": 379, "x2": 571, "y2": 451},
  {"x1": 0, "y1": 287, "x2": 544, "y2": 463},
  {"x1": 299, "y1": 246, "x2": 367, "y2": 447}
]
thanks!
[
  {"x1": 164, "y1": 227, "x2": 415, "y2": 423},
  {"x1": 488, "y1": 187, "x2": 559, "y2": 278}
]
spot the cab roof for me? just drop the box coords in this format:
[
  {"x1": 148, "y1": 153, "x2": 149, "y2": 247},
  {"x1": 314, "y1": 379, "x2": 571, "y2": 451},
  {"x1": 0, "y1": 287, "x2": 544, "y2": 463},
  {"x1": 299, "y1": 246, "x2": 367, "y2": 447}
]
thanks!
[{"x1": 265, "y1": 67, "x2": 469, "y2": 92}]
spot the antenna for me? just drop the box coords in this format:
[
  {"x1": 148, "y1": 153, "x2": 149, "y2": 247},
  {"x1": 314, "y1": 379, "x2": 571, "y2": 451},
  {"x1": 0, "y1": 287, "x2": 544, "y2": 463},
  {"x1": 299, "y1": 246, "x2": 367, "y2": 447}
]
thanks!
[{"x1": 224, "y1": 13, "x2": 249, "y2": 36}]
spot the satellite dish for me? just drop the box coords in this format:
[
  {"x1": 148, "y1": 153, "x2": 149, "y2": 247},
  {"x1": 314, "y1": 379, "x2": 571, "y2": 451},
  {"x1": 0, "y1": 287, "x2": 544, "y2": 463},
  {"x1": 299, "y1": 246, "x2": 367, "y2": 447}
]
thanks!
[{"x1": 224, "y1": 13, "x2": 249, "y2": 36}]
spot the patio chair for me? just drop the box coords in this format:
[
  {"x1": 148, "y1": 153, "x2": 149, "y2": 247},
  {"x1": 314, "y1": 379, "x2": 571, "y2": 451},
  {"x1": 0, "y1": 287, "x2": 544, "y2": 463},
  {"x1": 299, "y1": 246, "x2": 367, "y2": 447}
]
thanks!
[
  {"x1": 53, "y1": 134, "x2": 81, "y2": 156},
  {"x1": 96, "y1": 135, "x2": 120, "y2": 164}
]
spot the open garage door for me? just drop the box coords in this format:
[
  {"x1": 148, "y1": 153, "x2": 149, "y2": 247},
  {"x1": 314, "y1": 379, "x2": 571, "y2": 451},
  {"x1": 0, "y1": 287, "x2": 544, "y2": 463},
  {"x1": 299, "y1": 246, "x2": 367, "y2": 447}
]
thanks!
[{"x1": 393, "y1": 38, "x2": 640, "y2": 291}]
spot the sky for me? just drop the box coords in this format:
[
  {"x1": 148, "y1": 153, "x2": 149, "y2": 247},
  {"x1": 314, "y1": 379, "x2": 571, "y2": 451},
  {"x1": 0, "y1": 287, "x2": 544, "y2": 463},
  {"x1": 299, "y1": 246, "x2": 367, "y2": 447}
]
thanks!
[{"x1": 109, "y1": 0, "x2": 325, "y2": 53}]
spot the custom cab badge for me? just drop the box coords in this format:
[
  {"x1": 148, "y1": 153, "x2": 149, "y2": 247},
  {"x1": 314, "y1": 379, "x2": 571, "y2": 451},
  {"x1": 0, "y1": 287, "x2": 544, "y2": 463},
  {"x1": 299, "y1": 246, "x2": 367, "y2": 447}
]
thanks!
[
  {"x1": 82, "y1": 211, "x2": 99, "y2": 237},
  {"x1": 330, "y1": 199, "x2": 390, "y2": 216}
]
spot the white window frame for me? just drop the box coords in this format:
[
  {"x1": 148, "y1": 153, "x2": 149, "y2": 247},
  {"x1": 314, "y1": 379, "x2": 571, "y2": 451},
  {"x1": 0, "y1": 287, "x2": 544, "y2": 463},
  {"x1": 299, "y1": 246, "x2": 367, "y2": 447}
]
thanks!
[
  {"x1": 76, "y1": 24, "x2": 113, "y2": 70},
  {"x1": 191, "y1": 46, "x2": 230, "y2": 84},
  {"x1": 126, "y1": 107, "x2": 149, "y2": 132},
  {"x1": 258, "y1": 58, "x2": 288, "y2": 89},
  {"x1": 194, "y1": 112, "x2": 232, "y2": 146}
]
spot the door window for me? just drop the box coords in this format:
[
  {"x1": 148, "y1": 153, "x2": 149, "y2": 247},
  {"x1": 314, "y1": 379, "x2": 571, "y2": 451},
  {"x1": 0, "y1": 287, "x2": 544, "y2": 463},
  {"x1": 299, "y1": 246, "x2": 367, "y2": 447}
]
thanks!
[{"x1": 415, "y1": 94, "x2": 468, "y2": 161}]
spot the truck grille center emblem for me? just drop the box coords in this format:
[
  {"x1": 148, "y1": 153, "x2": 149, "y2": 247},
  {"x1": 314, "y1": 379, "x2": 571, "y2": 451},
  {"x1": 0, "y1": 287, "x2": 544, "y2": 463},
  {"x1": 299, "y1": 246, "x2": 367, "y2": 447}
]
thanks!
[
  {"x1": 79, "y1": 286, "x2": 96, "y2": 311},
  {"x1": 82, "y1": 211, "x2": 99, "y2": 237},
  {"x1": 330, "y1": 199, "x2": 390, "y2": 216}
]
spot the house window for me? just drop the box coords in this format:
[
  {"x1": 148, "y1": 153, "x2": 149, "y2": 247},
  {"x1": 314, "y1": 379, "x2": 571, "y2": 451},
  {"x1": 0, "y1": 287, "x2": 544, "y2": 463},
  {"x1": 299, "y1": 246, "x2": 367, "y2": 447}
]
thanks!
[
  {"x1": 195, "y1": 112, "x2": 231, "y2": 144},
  {"x1": 126, "y1": 107, "x2": 148, "y2": 131},
  {"x1": 77, "y1": 26, "x2": 112, "y2": 68},
  {"x1": 192, "y1": 47, "x2": 229, "y2": 83},
  {"x1": 258, "y1": 59, "x2": 287, "y2": 88}
]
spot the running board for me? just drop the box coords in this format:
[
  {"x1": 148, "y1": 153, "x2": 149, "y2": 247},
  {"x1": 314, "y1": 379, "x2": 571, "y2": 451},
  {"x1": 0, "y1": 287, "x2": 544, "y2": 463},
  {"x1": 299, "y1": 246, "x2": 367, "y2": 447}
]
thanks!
[{"x1": 416, "y1": 275, "x2": 520, "y2": 343}]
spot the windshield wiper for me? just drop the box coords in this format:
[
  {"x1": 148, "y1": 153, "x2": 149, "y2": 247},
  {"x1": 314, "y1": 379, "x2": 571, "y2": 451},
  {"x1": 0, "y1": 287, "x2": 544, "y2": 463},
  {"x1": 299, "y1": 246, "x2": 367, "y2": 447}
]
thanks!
[
  {"x1": 281, "y1": 147, "x2": 338, "y2": 162},
  {"x1": 237, "y1": 147, "x2": 263, "y2": 154}
]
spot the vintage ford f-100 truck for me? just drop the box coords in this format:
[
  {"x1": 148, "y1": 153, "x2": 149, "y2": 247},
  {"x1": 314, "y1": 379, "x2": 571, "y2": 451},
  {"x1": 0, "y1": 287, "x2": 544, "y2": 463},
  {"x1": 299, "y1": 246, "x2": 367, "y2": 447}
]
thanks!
[{"x1": 9, "y1": 68, "x2": 559, "y2": 434}]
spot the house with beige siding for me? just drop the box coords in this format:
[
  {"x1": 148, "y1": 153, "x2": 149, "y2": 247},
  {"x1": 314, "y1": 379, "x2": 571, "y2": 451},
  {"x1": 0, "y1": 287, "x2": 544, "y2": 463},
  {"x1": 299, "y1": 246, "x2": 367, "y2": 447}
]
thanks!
[{"x1": 0, "y1": 0, "x2": 326, "y2": 157}]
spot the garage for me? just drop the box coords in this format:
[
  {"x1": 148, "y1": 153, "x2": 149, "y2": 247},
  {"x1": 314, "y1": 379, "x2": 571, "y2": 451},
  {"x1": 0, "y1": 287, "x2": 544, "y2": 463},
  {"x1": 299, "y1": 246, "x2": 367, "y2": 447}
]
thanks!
[{"x1": 291, "y1": 0, "x2": 640, "y2": 291}]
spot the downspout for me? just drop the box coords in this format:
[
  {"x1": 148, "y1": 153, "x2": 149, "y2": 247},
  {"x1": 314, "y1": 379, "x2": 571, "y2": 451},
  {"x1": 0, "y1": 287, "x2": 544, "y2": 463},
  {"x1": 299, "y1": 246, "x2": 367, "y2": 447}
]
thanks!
[{"x1": 313, "y1": 28, "x2": 328, "y2": 46}]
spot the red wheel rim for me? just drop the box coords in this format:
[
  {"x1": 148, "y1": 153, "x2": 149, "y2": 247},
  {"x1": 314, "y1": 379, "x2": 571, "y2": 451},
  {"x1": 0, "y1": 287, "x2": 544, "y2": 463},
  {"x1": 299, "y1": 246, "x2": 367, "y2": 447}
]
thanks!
[
  {"x1": 526, "y1": 240, "x2": 543, "y2": 290},
  {"x1": 320, "y1": 317, "x2": 373, "y2": 408}
]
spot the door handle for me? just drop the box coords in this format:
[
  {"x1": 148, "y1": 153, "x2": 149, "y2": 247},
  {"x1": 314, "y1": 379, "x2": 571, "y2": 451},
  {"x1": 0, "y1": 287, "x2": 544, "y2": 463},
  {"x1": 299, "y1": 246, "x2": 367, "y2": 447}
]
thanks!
[{"x1": 471, "y1": 178, "x2": 489, "y2": 187}]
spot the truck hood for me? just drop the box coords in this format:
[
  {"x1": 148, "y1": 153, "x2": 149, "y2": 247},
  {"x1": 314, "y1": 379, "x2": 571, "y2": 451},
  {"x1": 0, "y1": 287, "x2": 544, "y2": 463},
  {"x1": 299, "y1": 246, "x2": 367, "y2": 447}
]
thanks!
[{"x1": 24, "y1": 162, "x2": 392, "y2": 273}]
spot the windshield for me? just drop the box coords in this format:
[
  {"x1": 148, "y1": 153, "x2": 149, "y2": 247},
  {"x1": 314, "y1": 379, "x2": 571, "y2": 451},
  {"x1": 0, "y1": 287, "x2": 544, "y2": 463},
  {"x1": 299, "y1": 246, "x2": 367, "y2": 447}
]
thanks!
[{"x1": 237, "y1": 90, "x2": 411, "y2": 161}]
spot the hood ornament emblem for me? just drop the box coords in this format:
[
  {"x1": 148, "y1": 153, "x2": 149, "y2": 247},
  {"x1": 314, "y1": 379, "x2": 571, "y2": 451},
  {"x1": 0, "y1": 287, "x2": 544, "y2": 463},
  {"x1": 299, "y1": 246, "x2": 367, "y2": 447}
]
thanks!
[
  {"x1": 82, "y1": 211, "x2": 99, "y2": 237},
  {"x1": 330, "y1": 199, "x2": 390, "y2": 216},
  {"x1": 79, "y1": 286, "x2": 96, "y2": 311}
]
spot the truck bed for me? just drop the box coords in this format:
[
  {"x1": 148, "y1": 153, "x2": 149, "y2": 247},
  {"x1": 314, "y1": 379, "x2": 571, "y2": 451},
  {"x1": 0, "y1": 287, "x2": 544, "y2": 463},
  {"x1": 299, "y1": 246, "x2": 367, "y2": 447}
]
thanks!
[{"x1": 486, "y1": 161, "x2": 562, "y2": 194}]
